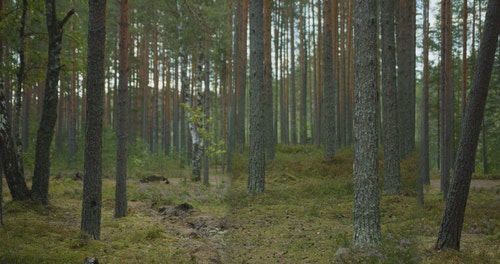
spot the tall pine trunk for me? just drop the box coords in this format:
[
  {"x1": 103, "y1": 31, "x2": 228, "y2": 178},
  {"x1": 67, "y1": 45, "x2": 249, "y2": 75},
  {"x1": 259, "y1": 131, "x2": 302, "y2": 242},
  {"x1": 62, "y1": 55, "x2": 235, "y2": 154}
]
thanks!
[
  {"x1": 323, "y1": 0, "x2": 335, "y2": 160},
  {"x1": 353, "y1": 0, "x2": 381, "y2": 249},
  {"x1": 81, "y1": 0, "x2": 107, "y2": 240},
  {"x1": 115, "y1": 0, "x2": 129, "y2": 219},
  {"x1": 381, "y1": 0, "x2": 401, "y2": 195},
  {"x1": 248, "y1": 0, "x2": 265, "y2": 194}
]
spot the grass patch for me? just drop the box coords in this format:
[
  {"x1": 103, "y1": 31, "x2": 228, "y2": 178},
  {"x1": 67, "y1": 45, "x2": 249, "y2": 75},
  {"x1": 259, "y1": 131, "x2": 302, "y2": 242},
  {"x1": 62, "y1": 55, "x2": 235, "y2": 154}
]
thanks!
[
  {"x1": 1, "y1": 145, "x2": 498, "y2": 263},
  {"x1": 225, "y1": 146, "x2": 499, "y2": 263}
]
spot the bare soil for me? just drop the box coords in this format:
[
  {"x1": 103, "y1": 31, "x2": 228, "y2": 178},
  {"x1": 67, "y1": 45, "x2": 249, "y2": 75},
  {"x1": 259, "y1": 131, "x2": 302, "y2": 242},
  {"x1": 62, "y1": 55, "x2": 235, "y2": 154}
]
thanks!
[{"x1": 428, "y1": 179, "x2": 499, "y2": 194}]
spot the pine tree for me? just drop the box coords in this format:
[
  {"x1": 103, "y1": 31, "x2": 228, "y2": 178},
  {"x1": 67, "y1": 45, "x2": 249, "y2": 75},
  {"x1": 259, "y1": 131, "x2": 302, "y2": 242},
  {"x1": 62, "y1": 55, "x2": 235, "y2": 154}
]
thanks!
[{"x1": 353, "y1": 0, "x2": 381, "y2": 249}]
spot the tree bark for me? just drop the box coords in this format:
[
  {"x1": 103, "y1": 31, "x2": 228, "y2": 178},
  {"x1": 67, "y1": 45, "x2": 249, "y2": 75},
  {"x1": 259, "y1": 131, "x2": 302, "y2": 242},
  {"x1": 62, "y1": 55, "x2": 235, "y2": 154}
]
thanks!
[
  {"x1": 381, "y1": 0, "x2": 401, "y2": 195},
  {"x1": 353, "y1": 0, "x2": 381, "y2": 249},
  {"x1": 31, "y1": 2, "x2": 74, "y2": 204},
  {"x1": 436, "y1": 0, "x2": 499, "y2": 251},
  {"x1": 1, "y1": 78, "x2": 30, "y2": 202},
  {"x1": 397, "y1": 0, "x2": 416, "y2": 159},
  {"x1": 299, "y1": 0, "x2": 307, "y2": 145},
  {"x1": 115, "y1": 0, "x2": 129, "y2": 219},
  {"x1": 0, "y1": 0, "x2": 30, "y2": 202},
  {"x1": 440, "y1": 0, "x2": 453, "y2": 199},
  {"x1": 235, "y1": 0, "x2": 248, "y2": 152},
  {"x1": 264, "y1": 0, "x2": 274, "y2": 161},
  {"x1": 81, "y1": 0, "x2": 107, "y2": 240},
  {"x1": 323, "y1": 0, "x2": 335, "y2": 160},
  {"x1": 248, "y1": 0, "x2": 265, "y2": 194}
]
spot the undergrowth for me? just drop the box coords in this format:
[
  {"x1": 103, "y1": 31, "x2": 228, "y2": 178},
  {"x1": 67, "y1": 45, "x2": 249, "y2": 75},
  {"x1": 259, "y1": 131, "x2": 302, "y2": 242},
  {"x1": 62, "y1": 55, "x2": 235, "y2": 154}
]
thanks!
[
  {"x1": 225, "y1": 145, "x2": 499, "y2": 263},
  {"x1": 1, "y1": 145, "x2": 498, "y2": 263}
]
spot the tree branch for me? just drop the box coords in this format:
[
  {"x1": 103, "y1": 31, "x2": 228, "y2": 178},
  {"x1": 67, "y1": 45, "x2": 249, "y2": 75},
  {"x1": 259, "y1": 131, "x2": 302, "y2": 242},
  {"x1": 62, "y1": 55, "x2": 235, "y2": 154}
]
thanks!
[{"x1": 59, "y1": 8, "x2": 75, "y2": 28}]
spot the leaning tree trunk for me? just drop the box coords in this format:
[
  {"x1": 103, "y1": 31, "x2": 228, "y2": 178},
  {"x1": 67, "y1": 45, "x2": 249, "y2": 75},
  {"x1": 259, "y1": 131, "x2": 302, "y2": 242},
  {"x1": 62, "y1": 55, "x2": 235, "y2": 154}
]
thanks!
[
  {"x1": 31, "y1": 1, "x2": 74, "y2": 205},
  {"x1": 0, "y1": 78, "x2": 30, "y2": 201},
  {"x1": 436, "y1": 0, "x2": 499, "y2": 251}
]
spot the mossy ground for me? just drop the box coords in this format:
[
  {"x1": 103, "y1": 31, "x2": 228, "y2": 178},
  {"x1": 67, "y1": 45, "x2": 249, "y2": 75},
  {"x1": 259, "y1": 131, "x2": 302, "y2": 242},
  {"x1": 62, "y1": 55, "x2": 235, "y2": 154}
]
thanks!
[{"x1": 1, "y1": 145, "x2": 498, "y2": 263}]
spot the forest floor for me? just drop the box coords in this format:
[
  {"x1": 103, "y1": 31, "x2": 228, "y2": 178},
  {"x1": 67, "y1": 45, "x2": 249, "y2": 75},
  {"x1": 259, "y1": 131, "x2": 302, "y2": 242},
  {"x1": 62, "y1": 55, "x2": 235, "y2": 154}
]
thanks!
[{"x1": 0, "y1": 146, "x2": 498, "y2": 263}]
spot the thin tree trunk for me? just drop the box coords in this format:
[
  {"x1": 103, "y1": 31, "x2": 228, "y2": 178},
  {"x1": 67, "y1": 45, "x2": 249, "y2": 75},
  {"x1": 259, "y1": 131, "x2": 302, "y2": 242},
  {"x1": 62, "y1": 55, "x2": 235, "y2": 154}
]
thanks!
[
  {"x1": 299, "y1": 0, "x2": 307, "y2": 145},
  {"x1": 235, "y1": 0, "x2": 248, "y2": 152},
  {"x1": 440, "y1": 0, "x2": 453, "y2": 199},
  {"x1": 289, "y1": 1, "x2": 297, "y2": 145},
  {"x1": 115, "y1": 0, "x2": 129, "y2": 219},
  {"x1": 436, "y1": 0, "x2": 499, "y2": 250},
  {"x1": 264, "y1": 0, "x2": 274, "y2": 160},
  {"x1": 461, "y1": 0, "x2": 468, "y2": 117},
  {"x1": 315, "y1": 0, "x2": 322, "y2": 147},
  {"x1": 32, "y1": 3, "x2": 74, "y2": 205},
  {"x1": 1, "y1": 78, "x2": 30, "y2": 201},
  {"x1": 419, "y1": 0, "x2": 431, "y2": 198},
  {"x1": 381, "y1": 0, "x2": 401, "y2": 195},
  {"x1": 323, "y1": 0, "x2": 335, "y2": 160}
]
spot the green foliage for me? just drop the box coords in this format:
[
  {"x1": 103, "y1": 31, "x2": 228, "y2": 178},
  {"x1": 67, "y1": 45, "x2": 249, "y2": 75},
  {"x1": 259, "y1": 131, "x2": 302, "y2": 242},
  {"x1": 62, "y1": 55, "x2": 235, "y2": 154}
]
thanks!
[{"x1": 182, "y1": 103, "x2": 226, "y2": 161}]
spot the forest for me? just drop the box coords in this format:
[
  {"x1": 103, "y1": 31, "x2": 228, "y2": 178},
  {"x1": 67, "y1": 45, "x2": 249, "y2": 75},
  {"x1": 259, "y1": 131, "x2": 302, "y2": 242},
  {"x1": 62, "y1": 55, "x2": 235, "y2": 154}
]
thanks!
[{"x1": 0, "y1": 0, "x2": 499, "y2": 263}]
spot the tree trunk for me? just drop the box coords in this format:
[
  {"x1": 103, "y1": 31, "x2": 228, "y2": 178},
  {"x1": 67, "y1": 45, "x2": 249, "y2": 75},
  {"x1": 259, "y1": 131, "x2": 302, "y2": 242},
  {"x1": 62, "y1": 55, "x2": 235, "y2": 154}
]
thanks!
[
  {"x1": 81, "y1": 0, "x2": 107, "y2": 240},
  {"x1": 115, "y1": 0, "x2": 129, "y2": 219},
  {"x1": 315, "y1": 0, "x2": 322, "y2": 147},
  {"x1": 264, "y1": 0, "x2": 274, "y2": 161},
  {"x1": 440, "y1": 0, "x2": 453, "y2": 199},
  {"x1": 323, "y1": 0, "x2": 335, "y2": 160},
  {"x1": 299, "y1": 0, "x2": 307, "y2": 145},
  {"x1": 289, "y1": 1, "x2": 297, "y2": 145},
  {"x1": 436, "y1": 0, "x2": 499, "y2": 250},
  {"x1": 248, "y1": 0, "x2": 265, "y2": 194},
  {"x1": 32, "y1": 2, "x2": 74, "y2": 205},
  {"x1": 1, "y1": 79, "x2": 30, "y2": 201},
  {"x1": 381, "y1": 0, "x2": 401, "y2": 195},
  {"x1": 353, "y1": 0, "x2": 381, "y2": 249},
  {"x1": 461, "y1": 0, "x2": 468, "y2": 117},
  {"x1": 152, "y1": 6, "x2": 159, "y2": 153},
  {"x1": 397, "y1": 0, "x2": 416, "y2": 159},
  {"x1": 418, "y1": 0, "x2": 431, "y2": 207},
  {"x1": 235, "y1": 0, "x2": 248, "y2": 152}
]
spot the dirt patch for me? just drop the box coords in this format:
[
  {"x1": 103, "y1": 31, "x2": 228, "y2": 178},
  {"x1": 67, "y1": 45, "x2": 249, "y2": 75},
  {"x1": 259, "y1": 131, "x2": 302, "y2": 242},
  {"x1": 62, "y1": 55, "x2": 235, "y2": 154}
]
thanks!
[
  {"x1": 137, "y1": 175, "x2": 230, "y2": 263},
  {"x1": 157, "y1": 203, "x2": 228, "y2": 263},
  {"x1": 428, "y1": 179, "x2": 499, "y2": 194}
]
